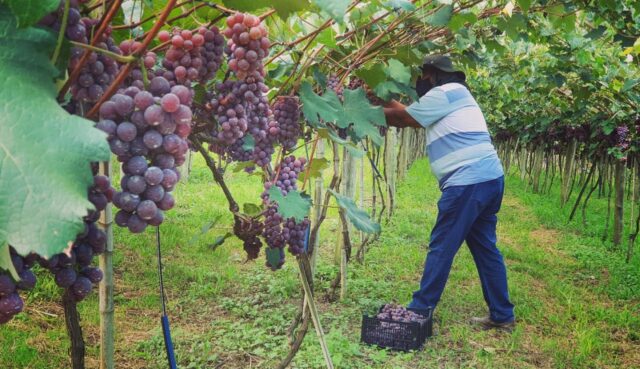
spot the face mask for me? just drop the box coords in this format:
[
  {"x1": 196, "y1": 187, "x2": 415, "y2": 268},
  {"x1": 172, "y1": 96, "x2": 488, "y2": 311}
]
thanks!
[{"x1": 415, "y1": 77, "x2": 433, "y2": 97}]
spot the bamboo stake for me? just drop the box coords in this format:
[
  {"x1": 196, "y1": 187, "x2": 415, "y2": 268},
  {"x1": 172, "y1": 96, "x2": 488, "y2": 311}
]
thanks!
[
  {"x1": 297, "y1": 258, "x2": 334, "y2": 369},
  {"x1": 98, "y1": 161, "x2": 115, "y2": 369}
]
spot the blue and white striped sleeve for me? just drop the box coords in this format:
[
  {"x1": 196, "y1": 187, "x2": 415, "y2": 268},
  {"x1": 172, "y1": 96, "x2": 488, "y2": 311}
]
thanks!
[{"x1": 405, "y1": 88, "x2": 454, "y2": 127}]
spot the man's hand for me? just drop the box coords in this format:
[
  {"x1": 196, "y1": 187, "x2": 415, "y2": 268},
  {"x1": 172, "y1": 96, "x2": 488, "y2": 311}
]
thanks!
[{"x1": 383, "y1": 100, "x2": 422, "y2": 128}]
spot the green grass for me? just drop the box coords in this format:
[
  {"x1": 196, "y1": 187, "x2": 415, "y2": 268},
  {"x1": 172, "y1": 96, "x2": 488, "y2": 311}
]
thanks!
[{"x1": 1, "y1": 156, "x2": 639, "y2": 368}]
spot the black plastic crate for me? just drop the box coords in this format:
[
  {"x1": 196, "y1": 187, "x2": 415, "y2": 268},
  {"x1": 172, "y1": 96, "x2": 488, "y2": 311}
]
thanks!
[{"x1": 361, "y1": 306, "x2": 433, "y2": 351}]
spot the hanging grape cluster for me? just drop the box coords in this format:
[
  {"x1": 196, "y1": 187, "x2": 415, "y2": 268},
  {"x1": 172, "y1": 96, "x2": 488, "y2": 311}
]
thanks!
[
  {"x1": 157, "y1": 26, "x2": 225, "y2": 86},
  {"x1": 261, "y1": 156, "x2": 310, "y2": 269},
  {"x1": 207, "y1": 13, "x2": 280, "y2": 169},
  {"x1": 39, "y1": 1, "x2": 121, "y2": 103},
  {"x1": 272, "y1": 96, "x2": 302, "y2": 150},
  {"x1": 0, "y1": 249, "x2": 37, "y2": 324},
  {"x1": 98, "y1": 77, "x2": 190, "y2": 232}
]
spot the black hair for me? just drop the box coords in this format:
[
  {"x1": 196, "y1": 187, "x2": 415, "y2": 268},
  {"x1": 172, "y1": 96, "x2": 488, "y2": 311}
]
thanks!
[{"x1": 422, "y1": 66, "x2": 469, "y2": 89}]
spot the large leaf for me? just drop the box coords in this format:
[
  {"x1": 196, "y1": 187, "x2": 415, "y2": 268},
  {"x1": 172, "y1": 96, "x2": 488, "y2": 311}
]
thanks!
[
  {"x1": 2, "y1": 0, "x2": 59, "y2": 28},
  {"x1": 328, "y1": 190, "x2": 381, "y2": 234},
  {"x1": 355, "y1": 63, "x2": 387, "y2": 89},
  {"x1": 223, "y1": 0, "x2": 310, "y2": 19},
  {"x1": 312, "y1": 0, "x2": 350, "y2": 23},
  {"x1": 268, "y1": 188, "x2": 311, "y2": 223},
  {"x1": 306, "y1": 157, "x2": 330, "y2": 179},
  {"x1": 299, "y1": 81, "x2": 341, "y2": 126},
  {"x1": 449, "y1": 12, "x2": 478, "y2": 32},
  {"x1": 339, "y1": 88, "x2": 386, "y2": 146},
  {"x1": 426, "y1": 4, "x2": 453, "y2": 26},
  {"x1": 0, "y1": 11, "x2": 110, "y2": 261},
  {"x1": 0, "y1": 244, "x2": 18, "y2": 280},
  {"x1": 386, "y1": 59, "x2": 412, "y2": 84}
]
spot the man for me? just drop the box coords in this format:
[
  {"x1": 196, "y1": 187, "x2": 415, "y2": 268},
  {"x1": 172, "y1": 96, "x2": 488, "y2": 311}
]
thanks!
[{"x1": 383, "y1": 55, "x2": 515, "y2": 331}]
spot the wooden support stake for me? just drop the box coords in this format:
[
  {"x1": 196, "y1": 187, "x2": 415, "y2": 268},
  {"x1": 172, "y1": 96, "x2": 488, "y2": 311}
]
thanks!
[
  {"x1": 99, "y1": 161, "x2": 115, "y2": 369},
  {"x1": 298, "y1": 258, "x2": 334, "y2": 369}
]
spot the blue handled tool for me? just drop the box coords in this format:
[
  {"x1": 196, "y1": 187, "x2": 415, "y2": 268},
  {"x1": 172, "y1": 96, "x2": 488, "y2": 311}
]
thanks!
[{"x1": 156, "y1": 226, "x2": 178, "y2": 369}]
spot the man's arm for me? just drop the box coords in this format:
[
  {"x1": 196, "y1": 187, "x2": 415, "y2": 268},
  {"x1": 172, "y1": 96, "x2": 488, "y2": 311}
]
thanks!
[{"x1": 383, "y1": 100, "x2": 422, "y2": 129}]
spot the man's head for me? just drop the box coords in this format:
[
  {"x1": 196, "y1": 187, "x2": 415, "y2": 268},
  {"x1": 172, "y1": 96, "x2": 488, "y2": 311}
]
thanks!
[{"x1": 415, "y1": 55, "x2": 467, "y2": 97}]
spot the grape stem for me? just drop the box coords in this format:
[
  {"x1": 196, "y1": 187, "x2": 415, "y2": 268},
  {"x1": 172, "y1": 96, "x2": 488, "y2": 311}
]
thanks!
[
  {"x1": 51, "y1": 0, "x2": 71, "y2": 65},
  {"x1": 191, "y1": 138, "x2": 240, "y2": 213},
  {"x1": 69, "y1": 41, "x2": 137, "y2": 63}
]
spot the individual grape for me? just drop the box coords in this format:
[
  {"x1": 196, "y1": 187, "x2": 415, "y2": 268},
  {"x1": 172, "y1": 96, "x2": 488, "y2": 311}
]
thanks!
[
  {"x1": 96, "y1": 119, "x2": 117, "y2": 139},
  {"x1": 119, "y1": 192, "x2": 141, "y2": 212},
  {"x1": 74, "y1": 243, "x2": 94, "y2": 266},
  {"x1": 149, "y1": 76, "x2": 171, "y2": 96},
  {"x1": 81, "y1": 267, "x2": 104, "y2": 284},
  {"x1": 161, "y1": 93, "x2": 180, "y2": 113},
  {"x1": 157, "y1": 192, "x2": 175, "y2": 211},
  {"x1": 55, "y1": 268, "x2": 78, "y2": 288},
  {"x1": 161, "y1": 169, "x2": 178, "y2": 189},
  {"x1": 71, "y1": 277, "x2": 93, "y2": 301},
  {"x1": 0, "y1": 275, "x2": 16, "y2": 297},
  {"x1": 144, "y1": 185, "x2": 165, "y2": 202},
  {"x1": 0, "y1": 293, "x2": 23, "y2": 316},
  {"x1": 127, "y1": 175, "x2": 147, "y2": 195},
  {"x1": 148, "y1": 210, "x2": 165, "y2": 226},
  {"x1": 134, "y1": 91, "x2": 155, "y2": 110},
  {"x1": 144, "y1": 105, "x2": 165, "y2": 126},
  {"x1": 125, "y1": 156, "x2": 149, "y2": 175},
  {"x1": 115, "y1": 210, "x2": 131, "y2": 227},
  {"x1": 143, "y1": 130, "x2": 164, "y2": 149},
  {"x1": 16, "y1": 270, "x2": 36, "y2": 290},
  {"x1": 144, "y1": 167, "x2": 164, "y2": 186},
  {"x1": 127, "y1": 214, "x2": 147, "y2": 233},
  {"x1": 136, "y1": 200, "x2": 158, "y2": 220}
]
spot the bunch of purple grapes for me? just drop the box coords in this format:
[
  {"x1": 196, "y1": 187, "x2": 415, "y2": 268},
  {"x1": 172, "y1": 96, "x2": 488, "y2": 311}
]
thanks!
[
  {"x1": 209, "y1": 80, "x2": 249, "y2": 147},
  {"x1": 247, "y1": 92, "x2": 277, "y2": 167},
  {"x1": 224, "y1": 13, "x2": 270, "y2": 82},
  {"x1": 39, "y1": 1, "x2": 121, "y2": 103},
  {"x1": 261, "y1": 156, "x2": 309, "y2": 266},
  {"x1": 157, "y1": 26, "x2": 225, "y2": 86},
  {"x1": 0, "y1": 248, "x2": 38, "y2": 324},
  {"x1": 348, "y1": 77, "x2": 385, "y2": 106},
  {"x1": 40, "y1": 171, "x2": 113, "y2": 302},
  {"x1": 327, "y1": 74, "x2": 344, "y2": 100},
  {"x1": 272, "y1": 96, "x2": 302, "y2": 150},
  {"x1": 98, "y1": 76, "x2": 190, "y2": 232},
  {"x1": 377, "y1": 303, "x2": 428, "y2": 324},
  {"x1": 614, "y1": 125, "x2": 630, "y2": 151}
]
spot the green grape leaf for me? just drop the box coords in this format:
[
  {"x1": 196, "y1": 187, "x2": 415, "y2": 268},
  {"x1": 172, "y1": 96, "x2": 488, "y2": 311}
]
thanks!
[
  {"x1": 187, "y1": 216, "x2": 221, "y2": 247},
  {"x1": 299, "y1": 81, "x2": 341, "y2": 126},
  {"x1": 0, "y1": 11, "x2": 110, "y2": 258},
  {"x1": 386, "y1": 59, "x2": 412, "y2": 84},
  {"x1": 328, "y1": 190, "x2": 380, "y2": 234},
  {"x1": 312, "y1": 0, "x2": 350, "y2": 23},
  {"x1": 316, "y1": 27, "x2": 337, "y2": 48},
  {"x1": 427, "y1": 4, "x2": 453, "y2": 26},
  {"x1": 221, "y1": 0, "x2": 270, "y2": 13},
  {"x1": 2, "y1": 0, "x2": 59, "y2": 28},
  {"x1": 243, "y1": 203, "x2": 264, "y2": 217},
  {"x1": 517, "y1": 0, "x2": 532, "y2": 13},
  {"x1": 242, "y1": 134, "x2": 256, "y2": 151},
  {"x1": 322, "y1": 130, "x2": 365, "y2": 158},
  {"x1": 209, "y1": 232, "x2": 232, "y2": 251},
  {"x1": 265, "y1": 247, "x2": 283, "y2": 269},
  {"x1": 232, "y1": 161, "x2": 256, "y2": 173},
  {"x1": 584, "y1": 26, "x2": 607, "y2": 40},
  {"x1": 268, "y1": 187, "x2": 311, "y2": 222},
  {"x1": 306, "y1": 157, "x2": 330, "y2": 179},
  {"x1": 272, "y1": 0, "x2": 311, "y2": 20},
  {"x1": 384, "y1": 0, "x2": 416, "y2": 11},
  {"x1": 339, "y1": 88, "x2": 385, "y2": 146},
  {"x1": 449, "y1": 12, "x2": 478, "y2": 32},
  {"x1": 355, "y1": 63, "x2": 387, "y2": 89},
  {"x1": 622, "y1": 79, "x2": 640, "y2": 92},
  {"x1": 0, "y1": 243, "x2": 18, "y2": 280}
]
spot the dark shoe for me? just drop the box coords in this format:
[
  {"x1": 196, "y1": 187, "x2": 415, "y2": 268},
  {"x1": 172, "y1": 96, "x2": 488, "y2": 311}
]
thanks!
[{"x1": 470, "y1": 316, "x2": 515, "y2": 332}]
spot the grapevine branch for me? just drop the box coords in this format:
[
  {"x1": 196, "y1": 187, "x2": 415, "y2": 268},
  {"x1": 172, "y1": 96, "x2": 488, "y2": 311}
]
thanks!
[
  {"x1": 191, "y1": 138, "x2": 239, "y2": 213},
  {"x1": 58, "y1": 0, "x2": 123, "y2": 100},
  {"x1": 86, "y1": 0, "x2": 179, "y2": 119}
]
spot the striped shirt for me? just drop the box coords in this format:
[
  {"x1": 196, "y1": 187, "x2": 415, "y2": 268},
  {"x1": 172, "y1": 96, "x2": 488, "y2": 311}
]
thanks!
[{"x1": 406, "y1": 83, "x2": 503, "y2": 189}]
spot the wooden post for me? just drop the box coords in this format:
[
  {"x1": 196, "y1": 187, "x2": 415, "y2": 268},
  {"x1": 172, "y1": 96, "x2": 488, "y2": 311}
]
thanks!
[
  {"x1": 98, "y1": 161, "x2": 115, "y2": 369},
  {"x1": 310, "y1": 139, "x2": 324, "y2": 273},
  {"x1": 384, "y1": 128, "x2": 398, "y2": 218},
  {"x1": 337, "y1": 147, "x2": 356, "y2": 300},
  {"x1": 562, "y1": 139, "x2": 578, "y2": 205},
  {"x1": 359, "y1": 154, "x2": 365, "y2": 243},
  {"x1": 614, "y1": 160, "x2": 626, "y2": 246}
]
